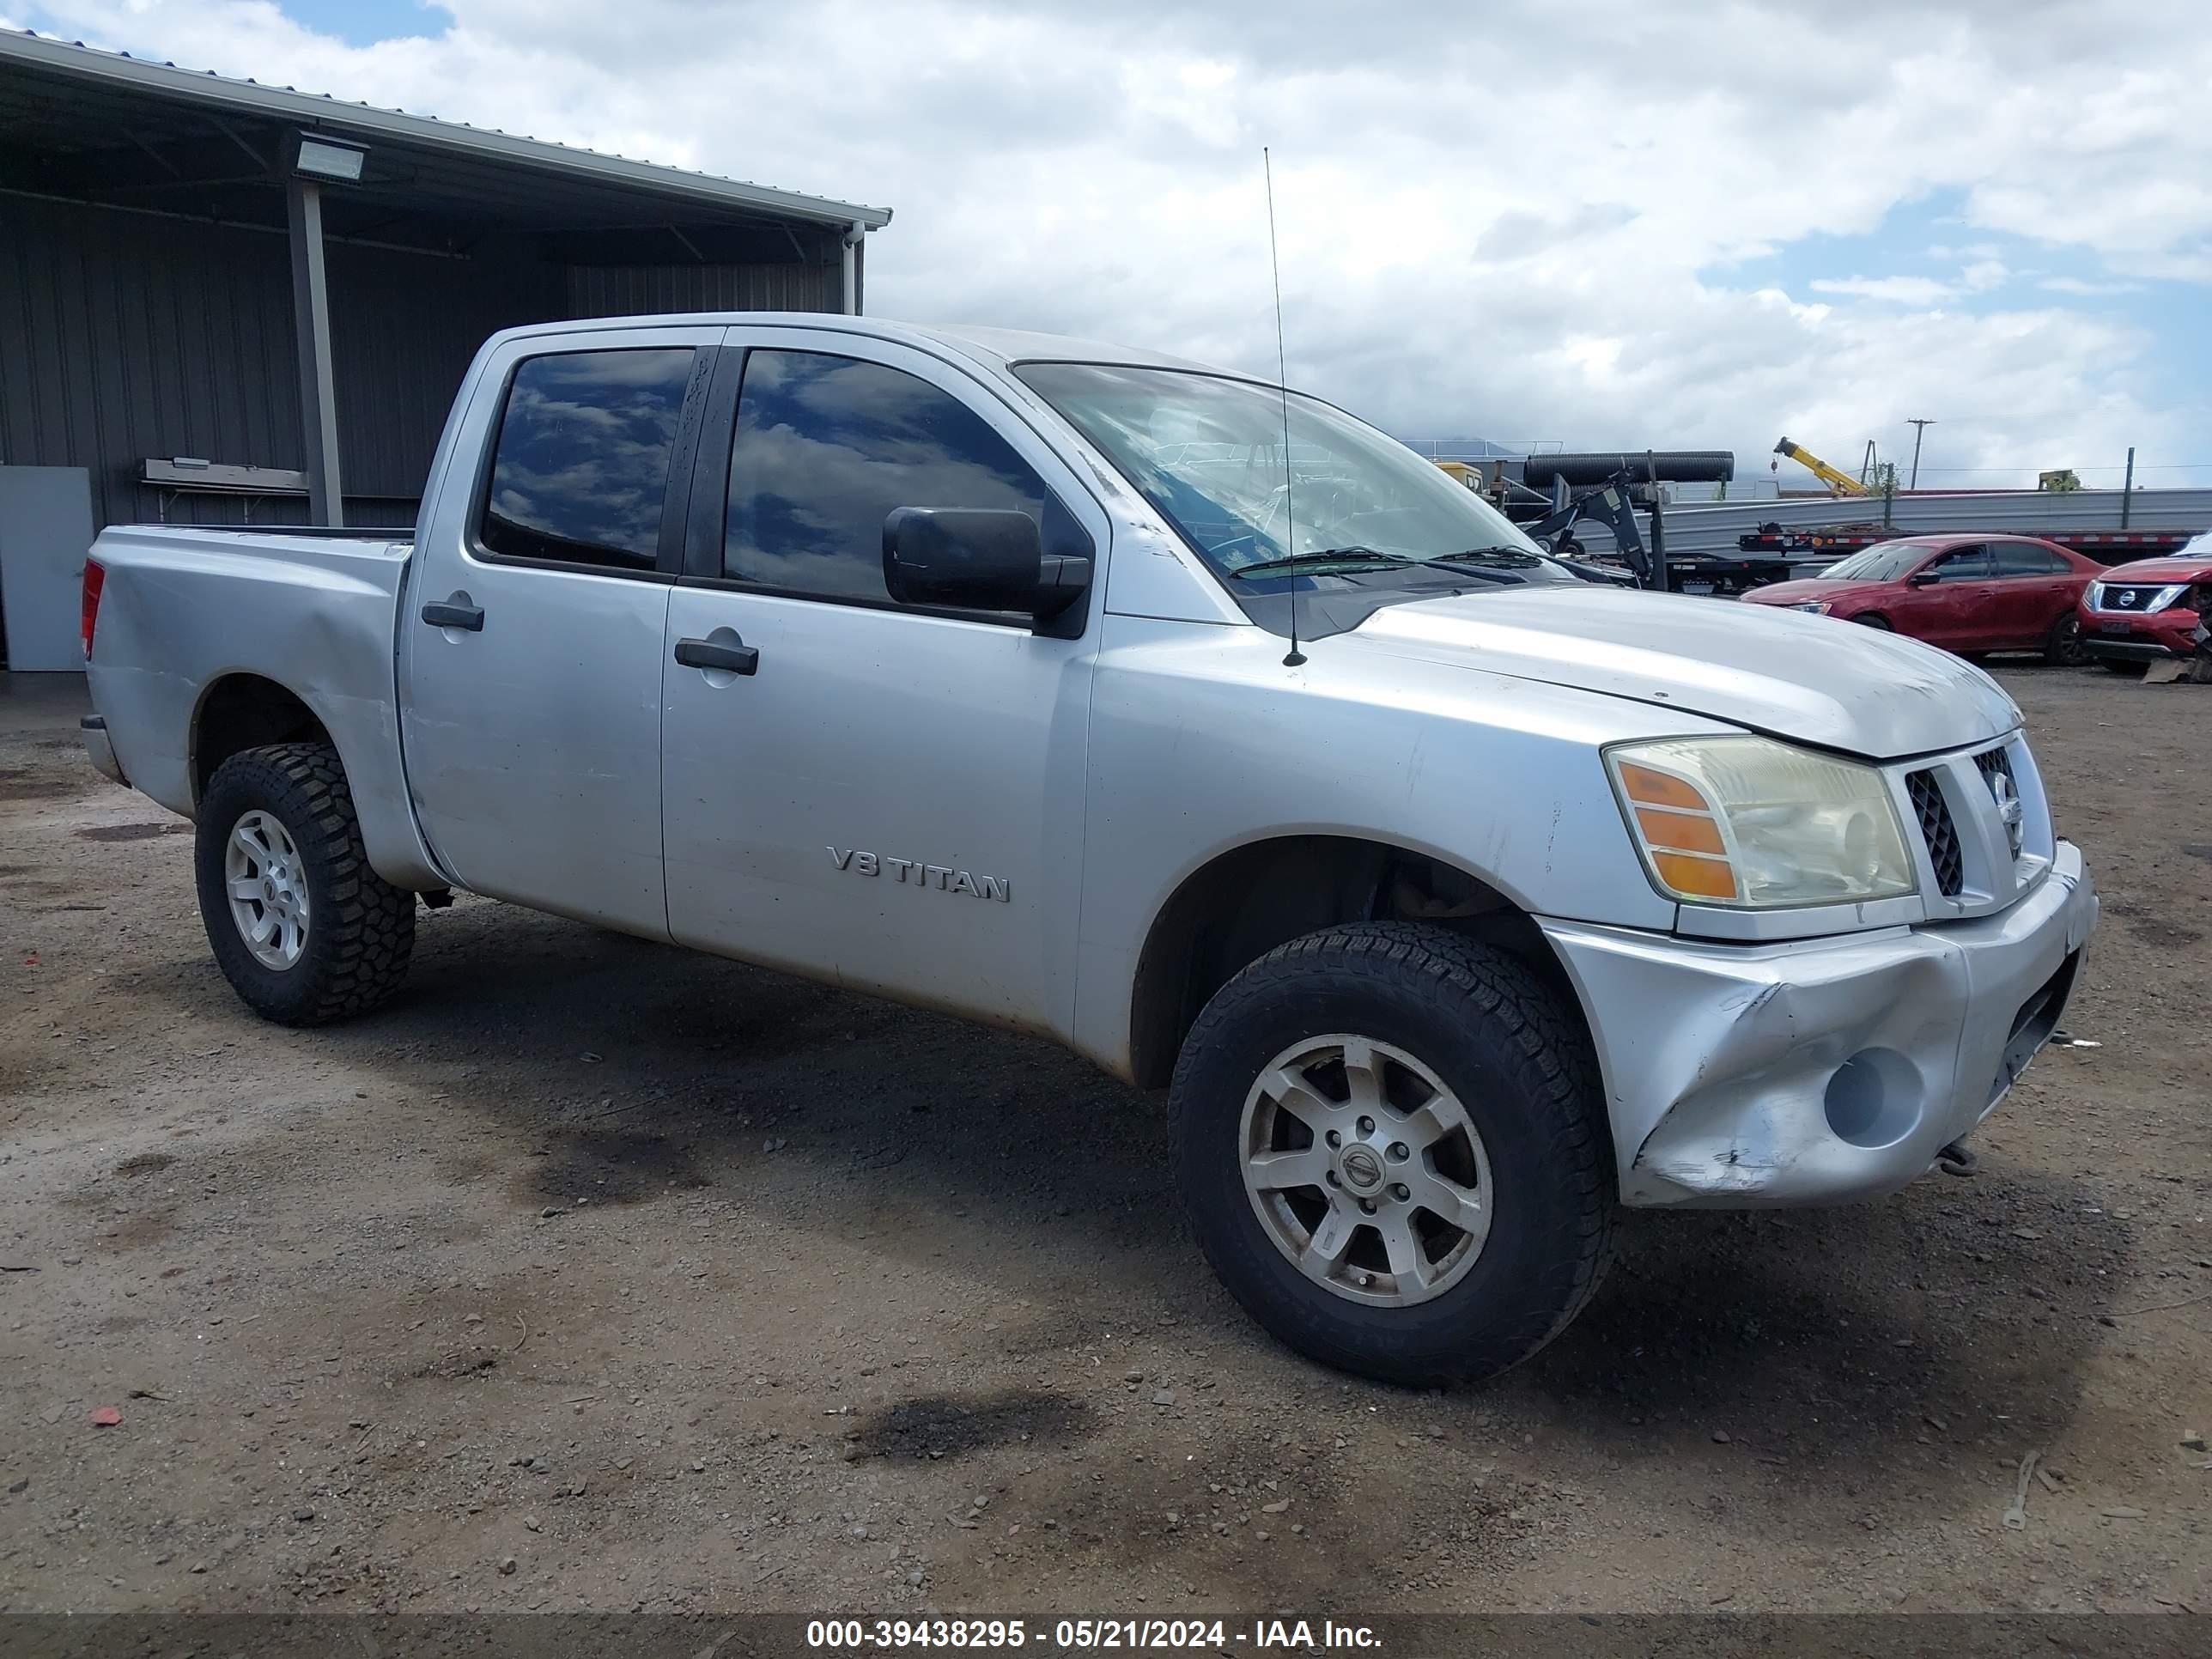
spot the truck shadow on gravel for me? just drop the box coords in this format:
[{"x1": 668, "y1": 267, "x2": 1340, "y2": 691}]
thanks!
[
  {"x1": 1510, "y1": 1180, "x2": 2124, "y2": 1492},
  {"x1": 134, "y1": 902, "x2": 2123, "y2": 1535}
]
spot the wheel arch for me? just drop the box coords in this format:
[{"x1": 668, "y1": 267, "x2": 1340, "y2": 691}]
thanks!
[
  {"x1": 188, "y1": 672, "x2": 339, "y2": 806},
  {"x1": 1125, "y1": 832, "x2": 1593, "y2": 1090}
]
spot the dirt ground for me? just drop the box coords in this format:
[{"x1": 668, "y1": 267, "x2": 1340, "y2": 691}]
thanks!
[{"x1": 2, "y1": 663, "x2": 2207, "y2": 1623}]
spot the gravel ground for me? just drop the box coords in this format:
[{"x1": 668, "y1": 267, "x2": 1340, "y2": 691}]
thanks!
[{"x1": 1, "y1": 663, "x2": 2207, "y2": 1620}]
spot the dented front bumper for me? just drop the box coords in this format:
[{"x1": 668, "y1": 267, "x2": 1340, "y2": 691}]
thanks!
[{"x1": 1540, "y1": 842, "x2": 2097, "y2": 1208}]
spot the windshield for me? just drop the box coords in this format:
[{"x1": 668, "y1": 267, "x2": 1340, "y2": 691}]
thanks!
[
  {"x1": 1820, "y1": 542, "x2": 1935, "y2": 581},
  {"x1": 1013, "y1": 362, "x2": 1559, "y2": 586}
]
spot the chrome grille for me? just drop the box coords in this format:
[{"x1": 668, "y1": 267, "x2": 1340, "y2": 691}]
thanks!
[
  {"x1": 1974, "y1": 745, "x2": 2014, "y2": 793},
  {"x1": 2100, "y1": 584, "x2": 2169, "y2": 611},
  {"x1": 1907, "y1": 769, "x2": 1964, "y2": 896}
]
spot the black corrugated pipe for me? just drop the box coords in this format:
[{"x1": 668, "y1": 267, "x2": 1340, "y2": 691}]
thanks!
[{"x1": 1522, "y1": 451, "x2": 1735, "y2": 488}]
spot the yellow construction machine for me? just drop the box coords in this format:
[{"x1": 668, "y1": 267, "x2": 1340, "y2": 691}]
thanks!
[{"x1": 1772, "y1": 436, "x2": 1871, "y2": 496}]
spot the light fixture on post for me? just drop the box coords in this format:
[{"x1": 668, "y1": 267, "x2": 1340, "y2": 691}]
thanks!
[{"x1": 293, "y1": 132, "x2": 368, "y2": 183}]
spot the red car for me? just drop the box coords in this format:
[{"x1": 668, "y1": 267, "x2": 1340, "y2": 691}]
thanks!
[
  {"x1": 2075, "y1": 548, "x2": 2212, "y2": 672},
  {"x1": 1745, "y1": 535, "x2": 2104, "y2": 664}
]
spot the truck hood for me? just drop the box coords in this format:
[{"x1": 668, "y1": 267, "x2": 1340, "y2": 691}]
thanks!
[
  {"x1": 2096, "y1": 556, "x2": 2212, "y2": 584},
  {"x1": 1337, "y1": 586, "x2": 2019, "y2": 760}
]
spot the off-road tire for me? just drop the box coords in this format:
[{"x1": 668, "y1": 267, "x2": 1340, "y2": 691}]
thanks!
[
  {"x1": 195, "y1": 742, "x2": 415, "y2": 1025},
  {"x1": 1170, "y1": 922, "x2": 1614, "y2": 1387}
]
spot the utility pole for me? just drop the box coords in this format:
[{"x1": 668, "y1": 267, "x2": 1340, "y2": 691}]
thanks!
[{"x1": 1905, "y1": 418, "x2": 1936, "y2": 491}]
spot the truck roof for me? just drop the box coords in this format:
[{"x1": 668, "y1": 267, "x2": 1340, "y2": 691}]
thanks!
[{"x1": 501, "y1": 312, "x2": 1247, "y2": 382}]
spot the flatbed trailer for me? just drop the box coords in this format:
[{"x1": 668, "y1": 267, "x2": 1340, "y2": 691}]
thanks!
[{"x1": 1736, "y1": 523, "x2": 2201, "y2": 564}]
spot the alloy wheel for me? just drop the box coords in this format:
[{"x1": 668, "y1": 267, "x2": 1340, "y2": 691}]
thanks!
[
  {"x1": 1239, "y1": 1034, "x2": 1493, "y2": 1308},
  {"x1": 224, "y1": 809, "x2": 309, "y2": 970}
]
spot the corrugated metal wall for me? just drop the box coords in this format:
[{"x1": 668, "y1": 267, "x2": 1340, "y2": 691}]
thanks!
[
  {"x1": 566, "y1": 260, "x2": 841, "y2": 318},
  {"x1": 0, "y1": 195, "x2": 840, "y2": 537},
  {"x1": 2, "y1": 196, "x2": 305, "y2": 532}
]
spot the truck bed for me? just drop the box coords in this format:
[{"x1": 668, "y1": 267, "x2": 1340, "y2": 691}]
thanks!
[{"x1": 84, "y1": 524, "x2": 443, "y2": 890}]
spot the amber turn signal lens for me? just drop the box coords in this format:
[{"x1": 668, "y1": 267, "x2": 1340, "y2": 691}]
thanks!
[
  {"x1": 1634, "y1": 807, "x2": 1727, "y2": 855},
  {"x1": 1651, "y1": 852, "x2": 1738, "y2": 899},
  {"x1": 1616, "y1": 761, "x2": 1707, "y2": 811}
]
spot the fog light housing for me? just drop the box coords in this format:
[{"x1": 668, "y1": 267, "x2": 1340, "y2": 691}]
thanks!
[{"x1": 1823, "y1": 1048, "x2": 1923, "y2": 1149}]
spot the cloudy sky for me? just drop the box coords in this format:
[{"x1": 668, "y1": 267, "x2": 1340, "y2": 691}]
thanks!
[{"x1": 10, "y1": 0, "x2": 2211, "y2": 489}]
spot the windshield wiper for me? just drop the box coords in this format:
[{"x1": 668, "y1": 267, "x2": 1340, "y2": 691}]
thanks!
[
  {"x1": 1230, "y1": 546, "x2": 1416, "y2": 579},
  {"x1": 1418, "y1": 554, "x2": 1523, "y2": 585}
]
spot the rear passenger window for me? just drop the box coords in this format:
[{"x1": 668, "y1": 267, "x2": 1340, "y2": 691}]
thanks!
[
  {"x1": 1991, "y1": 543, "x2": 2069, "y2": 575},
  {"x1": 479, "y1": 348, "x2": 696, "y2": 571},
  {"x1": 724, "y1": 349, "x2": 1051, "y2": 604}
]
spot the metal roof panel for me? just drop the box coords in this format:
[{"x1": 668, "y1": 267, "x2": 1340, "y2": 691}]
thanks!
[{"x1": 0, "y1": 27, "x2": 890, "y2": 229}]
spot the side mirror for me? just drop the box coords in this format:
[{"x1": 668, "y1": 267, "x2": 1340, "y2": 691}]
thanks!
[
  {"x1": 882, "y1": 507, "x2": 1091, "y2": 626},
  {"x1": 1907, "y1": 570, "x2": 1940, "y2": 587}
]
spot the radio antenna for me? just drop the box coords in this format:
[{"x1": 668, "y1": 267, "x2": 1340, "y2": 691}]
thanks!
[{"x1": 1263, "y1": 147, "x2": 1304, "y2": 667}]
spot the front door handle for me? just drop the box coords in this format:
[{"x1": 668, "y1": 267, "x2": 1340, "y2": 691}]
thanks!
[
  {"x1": 674, "y1": 635, "x2": 759, "y2": 676},
  {"x1": 421, "y1": 600, "x2": 484, "y2": 632}
]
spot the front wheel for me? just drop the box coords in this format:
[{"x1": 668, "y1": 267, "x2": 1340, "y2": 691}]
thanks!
[
  {"x1": 1169, "y1": 923, "x2": 1613, "y2": 1386},
  {"x1": 1851, "y1": 612, "x2": 1893, "y2": 630},
  {"x1": 194, "y1": 743, "x2": 416, "y2": 1025}
]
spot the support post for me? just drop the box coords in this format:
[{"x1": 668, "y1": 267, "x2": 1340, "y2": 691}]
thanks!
[
  {"x1": 2120, "y1": 446, "x2": 2135, "y2": 527},
  {"x1": 842, "y1": 222, "x2": 866, "y2": 315},
  {"x1": 287, "y1": 177, "x2": 344, "y2": 526},
  {"x1": 1905, "y1": 416, "x2": 1935, "y2": 491}
]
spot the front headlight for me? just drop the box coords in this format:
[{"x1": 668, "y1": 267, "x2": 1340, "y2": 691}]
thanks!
[
  {"x1": 1607, "y1": 736, "x2": 1917, "y2": 908},
  {"x1": 1791, "y1": 601, "x2": 1830, "y2": 613},
  {"x1": 2084, "y1": 581, "x2": 2105, "y2": 610}
]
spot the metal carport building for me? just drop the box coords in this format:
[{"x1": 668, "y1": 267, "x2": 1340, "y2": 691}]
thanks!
[{"x1": 0, "y1": 28, "x2": 889, "y2": 665}]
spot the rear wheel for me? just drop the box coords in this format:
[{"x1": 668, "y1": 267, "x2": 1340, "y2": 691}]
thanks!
[
  {"x1": 2045, "y1": 614, "x2": 2093, "y2": 666},
  {"x1": 1851, "y1": 612, "x2": 1893, "y2": 630},
  {"x1": 1170, "y1": 923, "x2": 1613, "y2": 1386},
  {"x1": 194, "y1": 742, "x2": 416, "y2": 1025}
]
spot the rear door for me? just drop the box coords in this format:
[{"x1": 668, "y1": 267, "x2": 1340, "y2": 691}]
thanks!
[
  {"x1": 657, "y1": 331, "x2": 1108, "y2": 1036},
  {"x1": 1987, "y1": 540, "x2": 2076, "y2": 647},
  {"x1": 400, "y1": 326, "x2": 720, "y2": 935},
  {"x1": 1902, "y1": 543, "x2": 1996, "y2": 648}
]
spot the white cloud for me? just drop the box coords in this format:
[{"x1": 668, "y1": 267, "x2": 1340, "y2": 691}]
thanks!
[
  {"x1": 1809, "y1": 276, "x2": 1962, "y2": 305},
  {"x1": 11, "y1": 0, "x2": 2209, "y2": 485},
  {"x1": 2039, "y1": 276, "x2": 2148, "y2": 295}
]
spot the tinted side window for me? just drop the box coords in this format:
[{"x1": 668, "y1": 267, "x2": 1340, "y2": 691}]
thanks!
[
  {"x1": 1927, "y1": 545, "x2": 1992, "y2": 581},
  {"x1": 725, "y1": 349, "x2": 1049, "y2": 602},
  {"x1": 1991, "y1": 543, "x2": 2067, "y2": 575},
  {"x1": 480, "y1": 348, "x2": 696, "y2": 571}
]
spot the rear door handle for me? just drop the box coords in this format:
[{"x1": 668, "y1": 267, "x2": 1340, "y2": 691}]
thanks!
[
  {"x1": 674, "y1": 635, "x2": 759, "y2": 675},
  {"x1": 421, "y1": 600, "x2": 484, "y2": 632}
]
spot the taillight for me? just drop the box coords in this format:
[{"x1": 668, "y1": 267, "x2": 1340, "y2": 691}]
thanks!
[{"x1": 81, "y1": 558, "x2": 106, "y2": 659}]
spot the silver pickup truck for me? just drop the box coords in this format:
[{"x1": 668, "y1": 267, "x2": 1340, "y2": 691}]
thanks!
[{"x1": 80, "y1": 313, "x2": 2098, "y2": 1384}]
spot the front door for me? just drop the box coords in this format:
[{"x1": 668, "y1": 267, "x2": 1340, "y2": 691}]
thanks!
[
  {"x1": 400, "y1": 326, "x2": 720, "y2": 935},
  {"x1": 659, "y1": 331, "x2": 1108, "y2": 1036},
  {"x1": 1905, "y1": 543, "x2": 1997, "y2": 648}
]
